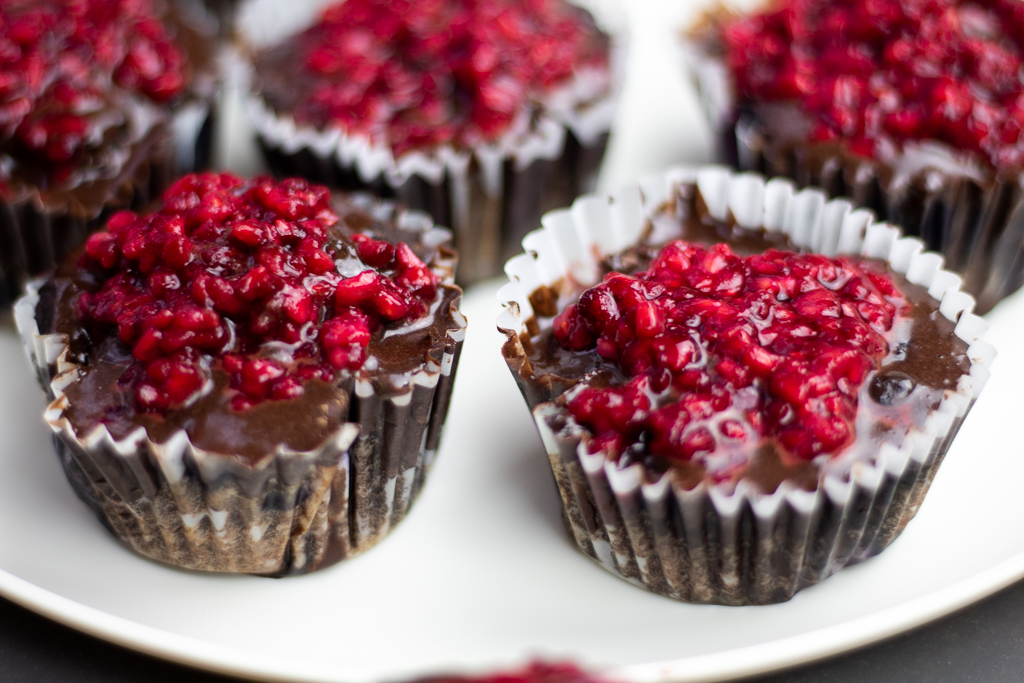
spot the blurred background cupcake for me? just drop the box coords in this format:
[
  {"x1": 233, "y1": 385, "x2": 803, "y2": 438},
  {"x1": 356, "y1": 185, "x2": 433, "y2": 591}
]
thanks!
[
  {"x1": 684, "y1": 0, "x2": 1024, "y2": 313},
  {"x1": 241, "y1": 0, "x2": 623, "y2": 284},
  {"x1": 0, "y1": 0, "x2": 220, "y2": 307}
]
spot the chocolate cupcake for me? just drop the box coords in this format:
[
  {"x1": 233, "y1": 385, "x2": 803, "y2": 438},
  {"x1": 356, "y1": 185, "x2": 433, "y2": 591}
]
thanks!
[
  {"x1": 15, "y1": 172, "x2": 466, "y2": 575},
  {"x1": 243, "y1": 0, "x2": 620, "y2": 284},
  {"x1": 499, "y1": 167, "x2": 993, "y2": 605},
  {"x1": 685, "y1": 0, "x2": 1024, "y2": 313},
  {"x1": 0, "y1": 0, "x2": 220, "y2": 307}
]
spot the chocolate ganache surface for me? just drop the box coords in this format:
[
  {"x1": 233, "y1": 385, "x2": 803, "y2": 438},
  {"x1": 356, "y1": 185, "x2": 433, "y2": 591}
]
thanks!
[
  {"x1": 37, "y1": 179, "x2": 462, "y2": 464},
  {"x1": 503, "y1": 184, "x2": 970, "y2": 492}
]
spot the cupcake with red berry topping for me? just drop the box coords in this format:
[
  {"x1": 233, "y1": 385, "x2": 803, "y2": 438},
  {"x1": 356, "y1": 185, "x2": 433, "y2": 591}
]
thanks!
[
  {"x1": 685, "y1": 0, "x2": 1024, "y2": 313},
  {"x1": 242, "y1": 0, "x2": 620, "y2": 284},
  {"x1": 0, "y1": 0, "x2": 220, "y2": 307},
  {"x1": 499, "y1": 166, "x2": 993, "y2": 604},
  {"x1": 15, "y1": 172, "x2": 465, "y2": 575}
]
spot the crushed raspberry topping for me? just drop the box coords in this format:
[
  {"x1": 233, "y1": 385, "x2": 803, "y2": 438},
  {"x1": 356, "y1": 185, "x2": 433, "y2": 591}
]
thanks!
[
  {"x1": 0, "y1": 0, "x2": 189, "y2": 180},
  {"x1": 721, "y1": 0, "x2": 1024, "y2": 168},
  {"x1": 553, "y1": 242, "x2": 904, "y2": 466},
  {"x1": 291, "y1": 0, "x2": 608, "y2": 156},
  {"x1": 76, "y1": 173, "x2": 440, "y2": 414},
  {"x1": 424, "y1": 663, "x2": 598, "y2": 683}
]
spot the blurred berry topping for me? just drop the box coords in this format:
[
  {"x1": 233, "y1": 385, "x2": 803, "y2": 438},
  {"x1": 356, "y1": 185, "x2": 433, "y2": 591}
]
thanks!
[
  {"x1": 76, "y1": 173, "x2": 440, "y2": 413},
  {"x1": 419, "y1": 663, "x2": 602, "y2": 683},
  {"x1": 0, "y1": 0, "x2": 189, "y2": 181},
  {"x1": 553, "y1": 243, "x2": 904, "y2": 466},
  {"x1": 721, "y1": 0, "x2": 1024, "y2": 167},
  {"x1": 292, "y1": 0, "x2": 609, "y2": 155}
]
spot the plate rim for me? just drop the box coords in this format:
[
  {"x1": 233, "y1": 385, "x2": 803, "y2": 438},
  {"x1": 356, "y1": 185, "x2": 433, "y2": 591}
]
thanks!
[{"x1": 4, "y1": 549, "x2": 1024, "y2": 683}]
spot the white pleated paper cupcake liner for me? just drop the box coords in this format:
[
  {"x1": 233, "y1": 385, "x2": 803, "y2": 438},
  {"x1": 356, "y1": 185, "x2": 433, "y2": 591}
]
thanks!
[
  {"x1": 497, "y1": 166, "x2": 994, "y2": 604},
  {"x1": 682, "y1": 21, "x2": 1024, "y2": 314},
  {"x1": 14, "y1": 208, "x2": 467, "y2": 576}
]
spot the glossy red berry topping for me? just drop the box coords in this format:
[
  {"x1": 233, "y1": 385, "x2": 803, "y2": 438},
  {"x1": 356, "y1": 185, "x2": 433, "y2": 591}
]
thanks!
[
  {"x1": 292, "y1": 0, "x2": 608, "y2": 156},
  {"x1": 0, "y1": 0, "x2": 189, "y2": 181},
  {"x1": 553, "y1": 243, "x2": 904, "y2": 465},
  {"x1": 422, "y1": 663, "x2": 599, "y2": 683},
  {"x1": 722, "y1": 0, "x2": 1024, "y2": 168},
  {"x1": 76, "y1": 173, "x2": 440, "y2": 413}
]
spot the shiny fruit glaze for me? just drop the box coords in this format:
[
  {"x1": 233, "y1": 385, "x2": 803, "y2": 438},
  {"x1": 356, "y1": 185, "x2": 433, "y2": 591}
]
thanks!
[
  {"x1": 553, "y1": 242, "x2": 904, "y2": 465},
  {"x1": 293, "y1": 0, "x2": 608, "y2": 156},
  {"x1": 76, "y1": 173, "x2": 440, "y2": 413},
  {"x1": 721, "y1": 0, "x2": 1024, "y2": 168},
  {"x1": 0, "y1": 0, "x2": 189, "y2": 183}
]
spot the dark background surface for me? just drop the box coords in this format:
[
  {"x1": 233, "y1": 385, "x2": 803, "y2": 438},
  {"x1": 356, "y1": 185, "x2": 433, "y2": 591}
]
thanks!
[{"x1": 3, "y1": 580, "x2": 1024, "y2": 683}]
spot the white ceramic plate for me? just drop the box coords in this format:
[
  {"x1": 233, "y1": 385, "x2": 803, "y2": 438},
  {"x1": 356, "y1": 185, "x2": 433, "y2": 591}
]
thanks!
[
  {"x1": 4, "y1": 1, "x2": 1024, "y2": 681},
  {"x1": 2, "y1": 280, "x2": 1024, "y2": 683}
]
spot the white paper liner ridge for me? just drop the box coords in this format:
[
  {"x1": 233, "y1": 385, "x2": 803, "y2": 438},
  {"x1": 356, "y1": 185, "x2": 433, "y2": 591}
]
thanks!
[
  {"x1": 13, "y1": 208, "x2": 468, "y2": 575},
  {"x1": 496, "y1": 167, "x2": 994, "y2": 604}
]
